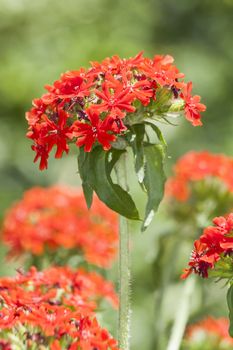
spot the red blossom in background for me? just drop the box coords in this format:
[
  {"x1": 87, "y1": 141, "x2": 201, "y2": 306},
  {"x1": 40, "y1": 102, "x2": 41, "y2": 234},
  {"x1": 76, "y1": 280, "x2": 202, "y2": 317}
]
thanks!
[
  {"x1": 26, "y1": 53, "x2": 206, "y2": 169},
  {"x1": 1, "y1": 186, "x2": 118, "y2": 268},
  {"x1": 166, "y1": 151, "x2": 233, "y2": 202},
  {"x1": 0, "y1": 266, "x2": 118, "y2": 349},
  {"x1": 185, "y1": 317, "x2": 233, "y2": 346},
  {"x1": 181, "y1": 213, "x2": 233, "y2": 279}
]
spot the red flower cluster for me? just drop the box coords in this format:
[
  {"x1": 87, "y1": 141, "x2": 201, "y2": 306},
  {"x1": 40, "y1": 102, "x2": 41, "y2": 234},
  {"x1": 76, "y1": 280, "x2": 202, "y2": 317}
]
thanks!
[
  {"x1": 185, "y1": 317, "x2": 233, "y2": 347},
  {"x1": 26, "y1": 52, "x2": 206, "y2": 170},
  {"x1": 0, "y1": 266, "x2": 118, "y2": 349},
  {"x1": 181, "y1": 213, "x2": 233, "y2": 279},
  {"x1": 2, "y1": 186, "x2": 118, "y2": 268},
  {"x1": 166, "y1": 151, "x2": 233, "y2": 201}
]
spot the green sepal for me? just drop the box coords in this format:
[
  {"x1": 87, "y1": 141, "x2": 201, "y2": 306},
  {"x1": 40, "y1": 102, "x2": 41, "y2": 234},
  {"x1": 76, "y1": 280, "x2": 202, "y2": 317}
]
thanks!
[{"x1": 141, "y1": 143, "x2": 166, "y2": 231}]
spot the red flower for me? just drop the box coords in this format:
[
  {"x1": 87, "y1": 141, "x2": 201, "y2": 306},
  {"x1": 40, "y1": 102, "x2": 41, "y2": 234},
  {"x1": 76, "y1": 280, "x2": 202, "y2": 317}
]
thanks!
[
  {"x1": 185, "y1": 317, "x2": 233, "y2": 346},
  {"x1": 165, "y1": 177, "x2": 189, "y2": 202},
  {"x1": 89, "y1": 51, "x2": 144, "y2": 76},
  {"x1": 181, "y1": 213, "x2": 233, "y2": 279},
  {"x1": 180, "y1": 82, "x2": 206, "y2": 126},
  {"x1": 27, "y1": 108, "x2": 74, "y2": 168},
  {"x1": 31, "y1": 143, "x2": 49, "y2": 170},
  {"x1": 26, "y1": 98, "x2": 47, "y2": 126},
  {"x1": 140, "y1": 54, "x2": 185, "y2": 88},
  {"x1": 166, "y1": 151, "x2": 233, "y2": 202},
  {"x1": 93, "y1": 80, "x2": 135, "y2": 118},
  {"x1": 72, "y1": 108, "x2": 116, "y2": 152},
  {"x1": 0, "y1": 266, "x2": 119, "y2": 349},
  {"x1": 42, "y1": 109, "x2": 73, "y2": 158},
  {"x1": 107, "y1": 71, "x2": 153, "y2": 106},
  {"x1": 44, "y1": 69, "x2": 93, "y2": 103},
  {"x1": 25, "y1": 53, "x2": 206, "y2": 169},
  {"x1": 2, "y1": 186, "x2": 118, "y2": 268}
]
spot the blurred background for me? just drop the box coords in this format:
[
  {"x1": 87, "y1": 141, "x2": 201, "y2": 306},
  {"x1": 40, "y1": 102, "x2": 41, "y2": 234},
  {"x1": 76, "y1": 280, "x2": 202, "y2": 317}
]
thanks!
[{"x1": 0, "y1": 0, "x2": 233, "y2": 349}]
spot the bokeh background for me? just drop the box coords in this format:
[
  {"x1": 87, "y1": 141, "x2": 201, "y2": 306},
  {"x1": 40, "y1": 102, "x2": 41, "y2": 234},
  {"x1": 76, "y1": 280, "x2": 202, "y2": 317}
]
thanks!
[{"x1": 0, "y1": 0, "x2": 233, "y2": 349}]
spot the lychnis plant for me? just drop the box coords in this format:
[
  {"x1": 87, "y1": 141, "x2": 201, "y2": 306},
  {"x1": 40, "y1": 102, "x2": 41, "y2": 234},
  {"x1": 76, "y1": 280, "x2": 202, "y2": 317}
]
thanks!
[{"x1": 26, "y1": 52, "x2": 206, "y2": 349}]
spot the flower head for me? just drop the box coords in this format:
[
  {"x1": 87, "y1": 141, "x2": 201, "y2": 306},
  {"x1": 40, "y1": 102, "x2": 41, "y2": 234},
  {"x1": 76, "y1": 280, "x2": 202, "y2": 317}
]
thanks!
[
  {"x1": 184, "y1": 317, "x2": 233, "y2": 349},
  {"x1": 26, "y1": 53, "x2": 206, "y2": 169},
  {"x1": 165, "y1": 151, "x2": 233, "y2": 226},
  {"x1": 181, "y1": 213, "x2": 233, "y2": 279},
  {"x1": 2, "y1": 186, "x2": 118, "y2": 268},
  {"x1": 166, "y1": 151, "x2": 233, "y2": 202},
  {"x1": 0, "y1": 266, "x2": 118, "y2": 349}
]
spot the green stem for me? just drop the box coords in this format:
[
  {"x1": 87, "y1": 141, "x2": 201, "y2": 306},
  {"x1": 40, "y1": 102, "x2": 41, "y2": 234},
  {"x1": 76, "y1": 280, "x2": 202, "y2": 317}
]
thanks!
[
  {"x1": 154, "y1": 237, "x2": 181, "y2": 350},
  {"x1": 166, "y1": 276, "x2": 195, "y2": 350},
  {"x1": 116, "y1": 153, "x2": 131, "y2": 350}
]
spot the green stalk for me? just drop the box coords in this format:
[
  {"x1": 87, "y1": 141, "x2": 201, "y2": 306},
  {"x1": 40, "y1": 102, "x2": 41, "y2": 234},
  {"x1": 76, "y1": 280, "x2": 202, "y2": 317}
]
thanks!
[
  {"x1": 166, "y1": 276, "x2": 195, "y2": 350},
  {"x1": 116, "y1": 153, "x2": 131, "y2": 350}
]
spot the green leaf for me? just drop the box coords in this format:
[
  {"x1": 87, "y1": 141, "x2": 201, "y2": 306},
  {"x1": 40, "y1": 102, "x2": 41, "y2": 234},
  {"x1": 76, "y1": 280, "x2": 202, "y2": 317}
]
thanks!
[
  {"x1": 142, "y1": 143, "x2": 166, "y2": 231},
  {"x1": 78, "y1": 148, "x2": 93, "y2": 208},
  {"x1": 79, "y1": 147, "x2": 140, "y2": 220},
  {"x1": 130, "y1": 124, "x2": 145, "y2": 184},
  {"x1": 144, "y1": 120, "x2": 167, "y2": 149},
  {"x1": 227, "y1": 284, "x2": 233, "y2": 337},
  {"x1": 82, "y1": 183, "x2": 93, "y2": 209},
  {"x1": 111, "y1": 136, "x2": 128, "y2": 150},
  {"x1": 106, "y1": 148, "x2": 125, "y2": 173}
]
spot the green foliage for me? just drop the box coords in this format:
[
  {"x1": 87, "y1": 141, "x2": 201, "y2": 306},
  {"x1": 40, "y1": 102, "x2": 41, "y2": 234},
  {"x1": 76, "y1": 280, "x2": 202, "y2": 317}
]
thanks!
[
  {"x1": 227, "y1": 285, "x2": 233, "y2": 337},
  {"x1": 142, "y1": 144, "x2": 166, "y2": 231},
  {"x1": 78, "y1": 147, "x2": 140, "y2": 220},
  {"x1": 78, "y1": 122, "x2": 166, "y2": 230}
]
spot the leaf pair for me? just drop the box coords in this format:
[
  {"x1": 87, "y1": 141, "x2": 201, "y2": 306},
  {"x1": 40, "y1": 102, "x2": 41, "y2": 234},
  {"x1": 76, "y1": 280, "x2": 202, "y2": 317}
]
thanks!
[
  {"x1": 130, "y1": 123, "x2": 166, "y2": 231},
  {"x1": 78, "y1": 122, "x2": 166, "y2": 231},
  {"x1": 78, "y1": 147, "x2": 139, "y2": 220}
]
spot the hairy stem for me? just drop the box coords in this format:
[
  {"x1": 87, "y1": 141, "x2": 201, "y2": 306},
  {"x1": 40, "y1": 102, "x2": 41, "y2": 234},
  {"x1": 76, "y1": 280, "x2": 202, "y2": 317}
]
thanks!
[
  {"x1": 166, "y1": 276, "x2": 195, "y2": 350},
  {"x1": 116, "y1": 153, "x2": 131, "y2": 350}
]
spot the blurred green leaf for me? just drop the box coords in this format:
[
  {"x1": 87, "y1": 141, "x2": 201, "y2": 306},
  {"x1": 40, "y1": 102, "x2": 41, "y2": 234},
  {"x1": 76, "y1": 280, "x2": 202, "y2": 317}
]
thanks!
[{"x1": 227, "y1": 284, "x2": 233, "y2": 337}]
